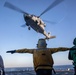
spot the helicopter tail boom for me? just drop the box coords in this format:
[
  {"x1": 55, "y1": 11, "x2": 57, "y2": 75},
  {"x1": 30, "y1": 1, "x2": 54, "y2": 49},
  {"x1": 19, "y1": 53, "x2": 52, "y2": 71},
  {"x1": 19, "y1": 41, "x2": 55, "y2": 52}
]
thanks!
[
  {"x1": 43, "y1": 31, "x2": 56, "y2": 39},
  {"x1": 45, "y1": 35, "x2": 56, "y2": 40}
]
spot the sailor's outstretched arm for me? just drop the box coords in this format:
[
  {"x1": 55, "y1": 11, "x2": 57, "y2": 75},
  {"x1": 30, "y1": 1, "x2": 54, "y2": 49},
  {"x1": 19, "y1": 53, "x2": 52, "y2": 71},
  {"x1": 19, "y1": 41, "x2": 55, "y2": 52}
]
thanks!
[
  {"x1": 49, "y1": 47, "x2": 76, "y2": 53},
  {"x1": 48, "y1": 47, "x2": 70, "y2": 53},
  {"x1": 6, "y1": 48, "x2": 35, "y2": 54}
]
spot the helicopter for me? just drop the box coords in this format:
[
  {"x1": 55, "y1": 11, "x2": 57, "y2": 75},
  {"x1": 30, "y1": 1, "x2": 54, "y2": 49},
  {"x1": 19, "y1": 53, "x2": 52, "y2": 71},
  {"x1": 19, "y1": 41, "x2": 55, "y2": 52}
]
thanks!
[{"x1": 4, "y1": 0, "x2": 64, "y2": 39}]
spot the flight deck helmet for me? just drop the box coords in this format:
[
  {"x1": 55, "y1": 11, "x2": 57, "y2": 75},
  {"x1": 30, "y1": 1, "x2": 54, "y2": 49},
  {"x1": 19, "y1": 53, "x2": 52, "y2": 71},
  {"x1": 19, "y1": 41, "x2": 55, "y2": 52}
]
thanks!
[
  {"x1": 37, "y1": 39, "x2": 47, "y2": 48},
  {"x1": 73, "y1": 38, "x2": 76, "y2": 45}
]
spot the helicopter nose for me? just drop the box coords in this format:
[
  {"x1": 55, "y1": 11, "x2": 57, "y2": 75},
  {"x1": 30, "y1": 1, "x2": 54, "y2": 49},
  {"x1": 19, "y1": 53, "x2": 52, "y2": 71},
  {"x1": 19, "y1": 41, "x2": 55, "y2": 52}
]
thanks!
[
  {"x1": 25, "y1": 16, "x2": 29, "y2": 20},
  {"x1": 24, "y1": 14, "x2": 32, "y2": 21}
]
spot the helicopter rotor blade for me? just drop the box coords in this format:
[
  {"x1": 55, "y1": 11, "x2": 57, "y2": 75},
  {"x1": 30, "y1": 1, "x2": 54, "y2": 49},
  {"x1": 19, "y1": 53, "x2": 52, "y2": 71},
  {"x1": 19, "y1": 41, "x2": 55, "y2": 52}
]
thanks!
[
  {"x1": 4, "y1": 1, "x2": 29, "y2": 15},
  {"x1": 43, "y1": 20, "x2": 57, "y2": 24},
  {"x1": 39, "y1": 0, "x2": 64, "y2": 17}
]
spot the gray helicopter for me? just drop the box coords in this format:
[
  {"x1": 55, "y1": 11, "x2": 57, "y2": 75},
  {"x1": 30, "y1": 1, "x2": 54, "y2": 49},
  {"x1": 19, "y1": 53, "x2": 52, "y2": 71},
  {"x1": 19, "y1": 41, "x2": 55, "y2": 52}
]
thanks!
[{"x1": 4, "y1": 0, "x2": 64, "y2": 39}]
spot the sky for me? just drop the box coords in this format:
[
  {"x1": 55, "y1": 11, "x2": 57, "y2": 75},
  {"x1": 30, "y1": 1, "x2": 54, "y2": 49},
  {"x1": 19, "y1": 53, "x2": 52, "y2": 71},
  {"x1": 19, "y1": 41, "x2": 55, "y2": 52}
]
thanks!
[{"x1": 0, "y1": 0, "x2": 76, "y2": 68}]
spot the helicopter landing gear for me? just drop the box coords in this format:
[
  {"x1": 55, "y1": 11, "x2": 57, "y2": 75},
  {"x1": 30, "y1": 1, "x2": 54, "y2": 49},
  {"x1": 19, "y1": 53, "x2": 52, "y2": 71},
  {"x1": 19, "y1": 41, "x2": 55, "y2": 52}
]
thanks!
[
  {"x1": 26, "y1": 23, "x2": 29, "y2": 26},
  {"x1": 28, "y1": 26, "x2": 30, "y2": 30},
  {"x1": 26, "y1": 23, "x2": 30, "y2": 30}
]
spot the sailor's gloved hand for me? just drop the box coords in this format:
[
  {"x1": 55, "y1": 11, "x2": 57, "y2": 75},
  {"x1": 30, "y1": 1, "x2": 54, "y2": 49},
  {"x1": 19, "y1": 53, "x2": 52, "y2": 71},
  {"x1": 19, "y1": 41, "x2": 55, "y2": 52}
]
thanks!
[{"x1": 6, "y1": 50, "x2": 16, "y2": 54}]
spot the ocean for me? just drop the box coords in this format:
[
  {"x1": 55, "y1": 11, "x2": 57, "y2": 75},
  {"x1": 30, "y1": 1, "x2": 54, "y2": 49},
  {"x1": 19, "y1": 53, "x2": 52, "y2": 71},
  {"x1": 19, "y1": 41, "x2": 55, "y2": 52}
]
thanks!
[{"x1": 5, "y1": 65, "x2": 74, "y2": 75}]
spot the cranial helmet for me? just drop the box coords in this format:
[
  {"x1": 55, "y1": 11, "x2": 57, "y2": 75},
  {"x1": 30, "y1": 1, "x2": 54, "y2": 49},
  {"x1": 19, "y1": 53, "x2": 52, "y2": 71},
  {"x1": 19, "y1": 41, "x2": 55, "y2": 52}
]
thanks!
[
  {"x1": 37, "y1": 39, "x2": 47, "y2": 48},
  {"x1": 73, "y1": 38, "x2": 76, "y2": 45}
]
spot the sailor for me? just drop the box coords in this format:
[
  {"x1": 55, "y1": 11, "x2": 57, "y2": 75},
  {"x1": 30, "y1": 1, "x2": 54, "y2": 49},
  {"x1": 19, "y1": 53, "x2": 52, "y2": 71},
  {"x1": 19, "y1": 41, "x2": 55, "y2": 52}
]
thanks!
[
  {"x1": 0, "y1": 55, "x2": 5, "y2": 75},
  {"x1": 68, "y1": 38, "x2": 76, "y2": 75},
  {"x1": 6, "y1": 38, "x2": 75, "y2": 75}
]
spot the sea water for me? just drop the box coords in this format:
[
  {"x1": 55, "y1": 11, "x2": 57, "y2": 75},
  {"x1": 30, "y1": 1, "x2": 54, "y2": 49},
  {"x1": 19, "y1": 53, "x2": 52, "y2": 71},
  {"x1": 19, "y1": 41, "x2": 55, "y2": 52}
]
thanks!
[{"x1": 5, "y1": 65, "x2": 74, "y2": 75}]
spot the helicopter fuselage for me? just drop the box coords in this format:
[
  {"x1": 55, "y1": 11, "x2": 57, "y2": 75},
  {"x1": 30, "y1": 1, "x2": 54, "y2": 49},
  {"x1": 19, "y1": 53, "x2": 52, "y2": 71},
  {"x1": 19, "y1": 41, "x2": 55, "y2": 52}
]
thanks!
[{"x1": 24, "y1": 15, "x2": 46, "y2": 34}]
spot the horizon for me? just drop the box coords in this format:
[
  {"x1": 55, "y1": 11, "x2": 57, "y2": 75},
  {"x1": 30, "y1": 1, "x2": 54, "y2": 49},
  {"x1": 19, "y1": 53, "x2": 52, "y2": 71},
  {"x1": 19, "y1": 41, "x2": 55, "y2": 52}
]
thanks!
[{"x1": 5, "y1": 64, "x2": 73, "y2": 68}]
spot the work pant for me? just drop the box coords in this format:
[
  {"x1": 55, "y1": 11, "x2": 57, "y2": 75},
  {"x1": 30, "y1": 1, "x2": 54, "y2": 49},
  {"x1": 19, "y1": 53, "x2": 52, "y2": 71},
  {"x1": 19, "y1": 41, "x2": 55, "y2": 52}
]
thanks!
[
  {"x1": 74, "y1": 66, "x2": 76, "y2": 75},
  {"x1": 36, "y1": 69, "x2": 52, "y2": 75}
]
